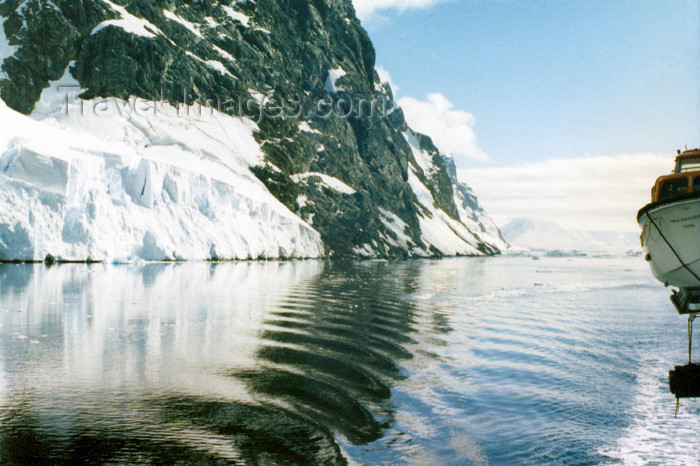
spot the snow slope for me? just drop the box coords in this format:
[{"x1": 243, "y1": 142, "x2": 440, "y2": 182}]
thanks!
[
  {"x1": 404, "y1": 131, "x2": 508, "y2": 254},
  {"x1": 402, "y1": 131, "x2": 496, "y2": 256},
  {"x1": 502, "y1": 218, "x2": 639, "y2": 254},
  {"x1": 451, "y1": 174, "x2": 510, "y2": 253},
  {"x1": 0, "y1": 72, "x2": 323, "y2": 262}
]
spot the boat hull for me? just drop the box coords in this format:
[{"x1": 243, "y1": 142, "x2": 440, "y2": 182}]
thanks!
[{"x1": 638, "y1": 196, "x2": 700, "y2": 288}]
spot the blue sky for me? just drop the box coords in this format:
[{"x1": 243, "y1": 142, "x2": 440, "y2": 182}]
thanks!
[
  {"x1": 355, "y1": 0, "x2": 700, "y2": 231},
  {"x1": 362, "y1": 0, "x2": 699, "y2": 167}
]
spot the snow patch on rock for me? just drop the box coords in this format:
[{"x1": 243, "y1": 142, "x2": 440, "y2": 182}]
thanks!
[
  {"x1": 299, "y1": 121, "x2": 321, "y2": 135},
  {"x1": 163, "y1": 10, "x2": 203, "y2": 38},
  {"x1": 212, "y1": 44, "x2": 236, "y2": 63},
  {"x1": 203, "y1": 16, "x2": 219, "y2": 28},
  {"x1": 325, "y1": 68, "x2": 347, "y2": 94},
  {"x1": 92, "y1": 0, "x2": 163, "y2": 38},
  {"x1": 291, "y1": 172, "x2": 356, "y2": 195},
  {"x1": 222, "y1": 6, "x2": 251, "y2": 27},
  {"x1": 205, "y1": 60, "x2": 233, "y2": 77}
]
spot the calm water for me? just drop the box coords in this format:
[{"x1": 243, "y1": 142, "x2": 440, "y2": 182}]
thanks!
[{"x1": 1, "y1": 256, "x2": 699, "y2": 464}]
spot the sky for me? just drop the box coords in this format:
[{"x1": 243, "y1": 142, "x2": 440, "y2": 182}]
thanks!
[{"x1": 354, "y1": 0, "x2": 700, "y2": 232}]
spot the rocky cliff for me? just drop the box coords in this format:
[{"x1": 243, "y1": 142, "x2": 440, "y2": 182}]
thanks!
[{"x1": 0, "y1": 0, "x2": 507, "y2": 261}]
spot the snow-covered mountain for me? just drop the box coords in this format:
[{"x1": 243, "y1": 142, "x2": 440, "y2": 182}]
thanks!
[
  {"x1": 0, "y1": 0, "x2": 506, "y2": 262},
  {"x1": 502, "y1": 218, "x2": 640, "y2": 255}
]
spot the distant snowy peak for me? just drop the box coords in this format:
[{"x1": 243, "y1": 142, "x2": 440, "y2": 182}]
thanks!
[
  {"x1": 502, "y1": 218, "x2": 640, "y2": 255},
  {"x1": 502, "y1": 218, "x2": 567, "y2": 241}
]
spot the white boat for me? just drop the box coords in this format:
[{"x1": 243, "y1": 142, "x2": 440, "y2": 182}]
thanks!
[
  {"x1": 638, "y1": 149, "x2": 700, "y2": 288},
  {"x1": 639, "y1": 149, "x2": 700, "y2": 403}
]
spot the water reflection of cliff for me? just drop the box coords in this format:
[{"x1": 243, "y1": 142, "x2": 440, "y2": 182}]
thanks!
[
  {"x1": 237, "y1": 261, "x2": 422, "y2": 446},
  {"x1": 0, "y1": 261, "x2": 426, "y2": 464}
]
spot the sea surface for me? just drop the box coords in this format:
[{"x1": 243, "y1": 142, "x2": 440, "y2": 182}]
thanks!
[{"x1": 1, "y1": 256, "x2": 699, "y2": 464}]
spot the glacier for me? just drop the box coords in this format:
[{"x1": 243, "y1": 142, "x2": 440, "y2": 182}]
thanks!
[{"x1": 0, "y1": 76, "x2": 323, "y2": 262}]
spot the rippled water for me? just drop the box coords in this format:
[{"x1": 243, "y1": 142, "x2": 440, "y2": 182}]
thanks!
[{"x1": 1, "y1": 257, "x2": 699, "y2": 464}]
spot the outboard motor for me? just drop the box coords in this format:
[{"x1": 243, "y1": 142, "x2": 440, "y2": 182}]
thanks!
[
  {"x1": 668, "y1": 296, "x2": 700, "y2": 416},
  {"x1": 670, "y1": 364, "x2": 700, "y2": 399}
]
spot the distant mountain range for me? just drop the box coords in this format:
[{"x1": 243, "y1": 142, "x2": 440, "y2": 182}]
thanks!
[{"x1": 501, "y1": 218, "x2": 641, "y2": 255}]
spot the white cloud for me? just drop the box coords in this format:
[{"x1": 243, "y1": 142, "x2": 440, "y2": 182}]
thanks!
[
  {"x1": 352, "y1": 0, "x2": 452, "y2": 21},
  {"x1": 399, "y1": 93, "x2": 489, "y2": 162},
  {"x1": 458, "y1": 153, "x2": 671, "y2": 232},
  {"x1": 375, "y1": 65, "x2": 400, "y2": 95}
]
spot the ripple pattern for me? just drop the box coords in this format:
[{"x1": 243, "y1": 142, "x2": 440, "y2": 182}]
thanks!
[{"x1": 1, "y1": 257, "x2": 695, "y2": 464}]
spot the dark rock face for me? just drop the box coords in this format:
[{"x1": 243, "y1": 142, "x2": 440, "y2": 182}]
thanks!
[{"x1": 0, "y1": 0, "x2": 506, "y2": 258}]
